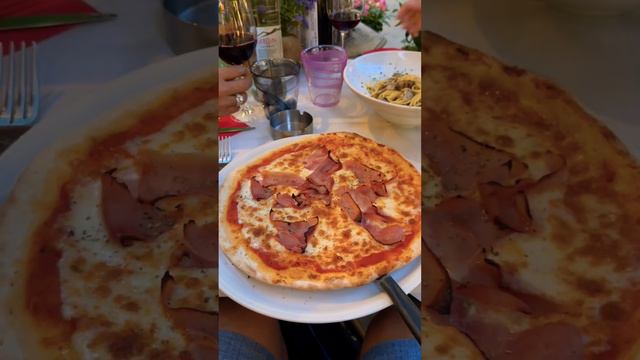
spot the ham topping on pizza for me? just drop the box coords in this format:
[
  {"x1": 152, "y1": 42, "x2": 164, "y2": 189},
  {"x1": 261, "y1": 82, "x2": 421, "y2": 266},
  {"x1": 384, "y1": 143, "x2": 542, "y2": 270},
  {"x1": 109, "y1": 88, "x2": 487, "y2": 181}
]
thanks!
[
  {"x1": 117, "y1": 151, "x2": 216, "y2": 202},
  {"x1": 337, "y1": 193, "x2": 361, "y2": 221},
  {"x1": 250, "y1": 178, "x2": 273, "y2": 200},
  {"x1": 273, "y1": 193, "x2": 300, "y2": 208},
  {"x1": 305, "y1": 148, "x2": 341, "y2": 191},
  {"x1": 100, "y1": 173, "x2": 176, "y2": 245},
  {"x1": 478, "y1": 182, "x2": 533, "y2": 233},
  {"x1": 261, "y1": 171, "x2": 306, "y2": 188},
  {"x1": 183, "y1": 221, "x2": 217, "y2": 268},
  {"x1": 423, "y1": 120, "x2": 527, "y2": 194},
  {"x1": 270, "y1": 215, "x2": 319, "y2": 253},
  {"x1": 344, "y1": 159, "x2": 386, "y2": 184},
  {"x1": 361, "y1": 209, "x2": 404, "y2": 245}
]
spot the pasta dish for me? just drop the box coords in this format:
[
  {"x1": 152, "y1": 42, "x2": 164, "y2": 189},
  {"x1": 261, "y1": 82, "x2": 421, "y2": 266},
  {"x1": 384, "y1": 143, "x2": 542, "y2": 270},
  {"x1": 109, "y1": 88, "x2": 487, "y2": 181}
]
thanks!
[{"x1": 366, "y1": 73, "x2": 421, "y2": 107}]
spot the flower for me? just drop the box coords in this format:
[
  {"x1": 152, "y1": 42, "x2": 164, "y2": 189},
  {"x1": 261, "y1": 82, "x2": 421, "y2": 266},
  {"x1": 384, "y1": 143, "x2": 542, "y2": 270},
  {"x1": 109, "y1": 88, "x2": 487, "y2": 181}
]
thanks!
[{"x1": 359, "y1": 0, "x2": 390, "y2": 32}]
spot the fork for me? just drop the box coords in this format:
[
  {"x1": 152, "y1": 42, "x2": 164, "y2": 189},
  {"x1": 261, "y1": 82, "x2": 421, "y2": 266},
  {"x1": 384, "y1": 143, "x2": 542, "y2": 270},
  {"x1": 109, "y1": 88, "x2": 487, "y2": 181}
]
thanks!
[
  {"x1": 0, "y1": 41, "x2": 39, "y2": 126},
  {"x1": 218, "y1": 135, "x2": 232, "y2": 165}
]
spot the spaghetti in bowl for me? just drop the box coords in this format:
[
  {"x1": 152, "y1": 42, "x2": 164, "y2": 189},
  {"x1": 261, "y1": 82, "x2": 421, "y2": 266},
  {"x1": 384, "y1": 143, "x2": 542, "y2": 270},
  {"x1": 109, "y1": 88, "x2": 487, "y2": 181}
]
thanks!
[{"x1": 344, "y1": 50, "x2": 420, "y2": 127}]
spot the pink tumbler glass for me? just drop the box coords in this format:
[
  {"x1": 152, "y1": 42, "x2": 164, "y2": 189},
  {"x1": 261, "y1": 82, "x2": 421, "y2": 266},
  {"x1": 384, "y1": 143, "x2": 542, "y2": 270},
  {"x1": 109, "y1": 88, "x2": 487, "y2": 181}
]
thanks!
[{"x1": 300, "y1": 45, "x2": 348, "y2": 107}]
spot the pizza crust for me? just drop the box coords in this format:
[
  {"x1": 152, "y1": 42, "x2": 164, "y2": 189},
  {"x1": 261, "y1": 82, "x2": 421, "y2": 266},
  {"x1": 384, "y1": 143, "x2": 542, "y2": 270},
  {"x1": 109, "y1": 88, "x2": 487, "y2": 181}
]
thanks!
[{"x1": 219, "y1": 133, "x2": 421, "y2": 290}]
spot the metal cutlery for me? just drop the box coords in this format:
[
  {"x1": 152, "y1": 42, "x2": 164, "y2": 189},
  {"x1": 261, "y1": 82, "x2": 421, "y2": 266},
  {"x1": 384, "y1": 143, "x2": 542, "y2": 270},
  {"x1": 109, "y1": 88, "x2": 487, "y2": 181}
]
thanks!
[{"x1": 0, "y1": 42, "x2": 39, "y2": 126}]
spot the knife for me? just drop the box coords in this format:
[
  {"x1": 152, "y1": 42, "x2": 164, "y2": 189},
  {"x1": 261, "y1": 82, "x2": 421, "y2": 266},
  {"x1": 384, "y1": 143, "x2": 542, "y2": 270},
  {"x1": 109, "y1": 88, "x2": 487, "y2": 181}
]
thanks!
[
  {"x1": 376, "y1": 274, "x2": 421, "y2": 343},
  {"x1": 0, "y1": 13, "x2": 117, "y2": 31}
]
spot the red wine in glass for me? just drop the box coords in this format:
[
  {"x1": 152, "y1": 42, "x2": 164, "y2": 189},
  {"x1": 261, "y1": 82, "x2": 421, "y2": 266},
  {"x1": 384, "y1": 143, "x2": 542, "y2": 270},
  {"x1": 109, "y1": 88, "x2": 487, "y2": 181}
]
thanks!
[
  {"x1": 219, "y1": 32, "x2": 257, "y2": 65},
  {"x1": 329, "y1": 10, "x2": 361, "y2": 31}
]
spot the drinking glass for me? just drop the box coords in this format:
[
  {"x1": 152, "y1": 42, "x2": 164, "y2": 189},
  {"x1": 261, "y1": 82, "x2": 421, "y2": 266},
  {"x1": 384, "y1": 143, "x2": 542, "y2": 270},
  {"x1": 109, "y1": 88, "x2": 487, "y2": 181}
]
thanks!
[
  {"x1": 250, "y1": 59, "x2": 300, "y2": 119},
  {"x1": 219, "y1": 0, "x2": 257, "y2": 118},
  {"x1": 301, "y1": 45, "x2": 347, "y2": 107},
  {"x1": 326, "y1": 0, "x2": 364, "y2": 49}
]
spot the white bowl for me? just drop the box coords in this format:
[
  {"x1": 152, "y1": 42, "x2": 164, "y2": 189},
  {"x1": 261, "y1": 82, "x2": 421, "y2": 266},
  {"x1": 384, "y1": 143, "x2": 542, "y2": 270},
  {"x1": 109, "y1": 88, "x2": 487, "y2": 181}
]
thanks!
[{"x1": 343, "y1": 50, "x2": 421, "y2": 127}]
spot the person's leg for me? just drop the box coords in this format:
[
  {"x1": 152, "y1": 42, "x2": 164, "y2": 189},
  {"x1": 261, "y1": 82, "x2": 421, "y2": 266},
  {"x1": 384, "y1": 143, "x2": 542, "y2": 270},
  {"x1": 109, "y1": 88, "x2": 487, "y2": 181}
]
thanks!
[
  {"x1": 360, "y1": 306, "x2": 420, "y2": 360},
  {"x1": 219, "y1": 298, "x2": 288, "y2": 360}
]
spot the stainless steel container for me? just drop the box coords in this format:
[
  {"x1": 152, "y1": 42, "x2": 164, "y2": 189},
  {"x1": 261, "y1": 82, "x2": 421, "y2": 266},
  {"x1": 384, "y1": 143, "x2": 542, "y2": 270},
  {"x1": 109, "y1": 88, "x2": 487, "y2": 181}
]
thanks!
[
  {"x1": 269, "y1": 110, "x2": 313, "y2": 140},
  {"x1": 163, "y1": 0, "x2": 217, "y2": 54}
]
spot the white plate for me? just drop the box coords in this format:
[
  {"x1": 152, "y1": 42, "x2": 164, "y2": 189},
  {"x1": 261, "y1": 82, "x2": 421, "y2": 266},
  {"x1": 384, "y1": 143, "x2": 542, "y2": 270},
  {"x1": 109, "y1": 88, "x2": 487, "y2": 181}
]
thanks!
[
  {"x1": 0, "y1": 47, "x2": 217, "y2": 204},
  {"x1": 218, "y1": 134, "x2": 421, "y2": 324}
]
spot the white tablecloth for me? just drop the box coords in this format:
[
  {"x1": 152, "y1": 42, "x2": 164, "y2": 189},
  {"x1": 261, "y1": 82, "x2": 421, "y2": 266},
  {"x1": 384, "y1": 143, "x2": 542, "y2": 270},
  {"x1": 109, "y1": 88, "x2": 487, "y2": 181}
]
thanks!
[
  {"x1": 226, "y1": 69, "x2": 421, "y2": 166},
  {"x1": 425, "y1": 0, "x2": 640, "y2": 155}
]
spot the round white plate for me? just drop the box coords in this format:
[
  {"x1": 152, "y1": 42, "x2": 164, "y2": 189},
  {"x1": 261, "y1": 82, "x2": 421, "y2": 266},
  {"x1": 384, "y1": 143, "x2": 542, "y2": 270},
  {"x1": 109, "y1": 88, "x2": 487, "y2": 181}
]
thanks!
[
  {"x1": 0, "y1": 47, "x2": 217, "y2": 204},
  {"x1": 218, "y1": 134, "x2": 421, "y2": 324}
]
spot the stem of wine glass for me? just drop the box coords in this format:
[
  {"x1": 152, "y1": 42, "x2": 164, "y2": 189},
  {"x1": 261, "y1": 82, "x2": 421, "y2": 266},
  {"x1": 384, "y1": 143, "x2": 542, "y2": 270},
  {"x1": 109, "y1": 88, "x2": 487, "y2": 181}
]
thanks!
[{"x1": 340, "y1": 30, "x2": 347, "y2": 49}]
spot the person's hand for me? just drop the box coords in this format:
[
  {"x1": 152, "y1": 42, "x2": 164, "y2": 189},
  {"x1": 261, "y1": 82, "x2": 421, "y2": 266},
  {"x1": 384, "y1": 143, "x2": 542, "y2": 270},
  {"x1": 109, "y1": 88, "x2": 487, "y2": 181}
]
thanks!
[
  {"x1": 397, "y1": 0, "x2": 421, "y2": 38},
  {"x1": 219, "y1": 66, "x2": 252, "y2": 116}
]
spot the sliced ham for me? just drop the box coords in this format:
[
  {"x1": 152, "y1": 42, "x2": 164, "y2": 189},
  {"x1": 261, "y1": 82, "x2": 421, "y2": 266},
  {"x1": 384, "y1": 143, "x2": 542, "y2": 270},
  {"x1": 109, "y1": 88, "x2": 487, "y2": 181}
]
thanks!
[
  {"x1": 250, "y1": 178, "x2": 273, "y2": 200},
  {"x1": 479, "y1": 182, "x2": 533, "y2": 233},
  {"x1": 361, "y1": 209, "x2": 404, "y2": 245},
  {"x1": 182, "y1": 222, "x2": 217, "y2": 268},
  {"x1": 134, "y1": 151, "x2": 216, "y2": 202},
  {"x1": 273, "y1": 193, "x2": 299, "y2": 208},
  {"x1": 302, "y1": 147, "x2": 342, "y2": 192},
  {"x1": 304, "y1": 147, "x2": 331, "y2": 171},
  {"x1": 294, "y1": 188, "x2": 330, "y2": 207},
  {"x1": 349, "y1": 185, "x2": 378, "y2": 213},
  {"x1": 101, "y1": 173, "x2": 175, "y2": 245},
  {"x1": 371, "y1": 182, "x2": 388, "y2": 196},
  {"x1": 271, "y1": 217, "x2": 319, "y2": 253},
  {"x1": 423, "y1": 120, "x2": 527, "y2": 195},
  {"x1": 344, "y1": 159, "x2": 386, "y2": 184},
  {"x1": 424, "y1": 197, "x2": 505, "y2": 282},
  {"x1": 336, "y1": 193, "x2": 361, "y2": 221},
  {"x1": 260, "y1": 171, "x2": 306, "y2": 188}
]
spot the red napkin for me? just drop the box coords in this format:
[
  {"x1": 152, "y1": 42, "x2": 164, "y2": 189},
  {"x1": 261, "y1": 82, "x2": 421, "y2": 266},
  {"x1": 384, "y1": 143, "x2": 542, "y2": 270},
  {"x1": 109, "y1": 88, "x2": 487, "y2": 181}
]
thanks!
[
  {"x1": 0, "y1": 0, "x2": 97, "y2": 55},
  {"x1": 219, "y1": 114, "x2": 250, "y2": 138}
]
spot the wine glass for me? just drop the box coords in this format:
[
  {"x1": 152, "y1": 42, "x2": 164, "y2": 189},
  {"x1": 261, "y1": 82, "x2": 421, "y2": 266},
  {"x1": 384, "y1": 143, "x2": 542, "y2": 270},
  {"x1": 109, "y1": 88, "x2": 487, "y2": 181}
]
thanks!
[
  {"x1": 219, "y1": 0, "x2": 257, "y2": 119},
  {"x1": 326, "y1": 0, "x2": 364, "y2": 49}
]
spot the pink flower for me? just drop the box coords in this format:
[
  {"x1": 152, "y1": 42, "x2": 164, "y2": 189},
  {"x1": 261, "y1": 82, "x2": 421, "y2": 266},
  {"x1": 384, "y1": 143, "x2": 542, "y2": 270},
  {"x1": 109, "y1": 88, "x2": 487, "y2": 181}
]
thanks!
[
  {"x1": 354, "y1": 0, "x2": 362, "y2": 8},
  {"x1": 378, "y1": 0, "x2": 387, "y2": 11}
]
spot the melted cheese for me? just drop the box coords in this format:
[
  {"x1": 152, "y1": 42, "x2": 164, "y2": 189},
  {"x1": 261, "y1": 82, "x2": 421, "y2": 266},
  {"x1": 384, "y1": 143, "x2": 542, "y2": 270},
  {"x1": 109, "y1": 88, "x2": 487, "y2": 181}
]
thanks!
[{"x1": 167, "y1": 268, "x2": 218, "y2": 313}]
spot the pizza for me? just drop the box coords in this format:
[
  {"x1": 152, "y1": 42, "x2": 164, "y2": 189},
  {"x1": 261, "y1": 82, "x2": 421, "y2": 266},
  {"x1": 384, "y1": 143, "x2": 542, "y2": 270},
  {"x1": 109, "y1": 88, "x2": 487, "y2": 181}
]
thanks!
[
  {"x1": 0, "y1": 76, "x2": 217, "y2": 359},
  {"x1": 219, "y1": 132, "x2": 421, "y2": 290},
  {"x1": 422, "y1": 31, "x2": 640, "y2": 359}
]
